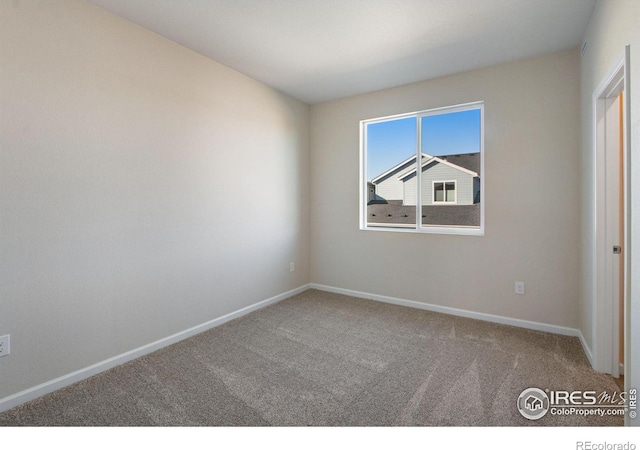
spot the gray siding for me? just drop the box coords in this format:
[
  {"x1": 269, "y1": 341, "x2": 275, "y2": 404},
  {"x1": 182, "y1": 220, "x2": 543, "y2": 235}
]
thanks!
[
  {"x1": 372, "y1": 159, "x2": 416, "y2": 201},
  {"x1": 403, "y1": 174, "x2": 418, "y2": 205},
  {"x1": 402, "y1": 161, "x2": 476, "y2": 206},
  {"x1": 367, "y1": 182, "x2": 376, "y2": 203},
  {"x1": 375, "y1": 175, "x2": 404, "y2": 201}
]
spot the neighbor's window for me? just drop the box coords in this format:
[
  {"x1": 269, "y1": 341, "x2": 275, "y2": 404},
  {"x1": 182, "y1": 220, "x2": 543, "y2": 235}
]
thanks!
[
  {"x1": 360, "y1": 102, "x2": 484, "y2": 235},
  {"x1": 433, "y1": 181, "x2": 456, "y2": 204}
]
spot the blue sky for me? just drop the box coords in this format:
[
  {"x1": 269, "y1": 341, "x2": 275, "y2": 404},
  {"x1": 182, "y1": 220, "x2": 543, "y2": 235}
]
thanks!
[{"x1": 366, "y1": 109, "x2": 481, "y2": 180}]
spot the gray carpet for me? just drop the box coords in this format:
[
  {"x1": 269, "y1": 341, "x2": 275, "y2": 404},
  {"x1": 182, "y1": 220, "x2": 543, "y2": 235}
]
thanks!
[{"x1": 0, "y1": 289, "x2": 623, "y2": 426}]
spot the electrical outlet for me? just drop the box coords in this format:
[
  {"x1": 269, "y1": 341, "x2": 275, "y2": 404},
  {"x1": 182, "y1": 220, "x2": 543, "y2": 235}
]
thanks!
[
  {"x1": 515, "y1": 282, "x2": 525, "y2": 295},
  {"x1": 290, "y1": 262, "x2": 295, "y2": 273},
  {"x1": 0, "y1": 335, "x2": 10, "y2": 357}
]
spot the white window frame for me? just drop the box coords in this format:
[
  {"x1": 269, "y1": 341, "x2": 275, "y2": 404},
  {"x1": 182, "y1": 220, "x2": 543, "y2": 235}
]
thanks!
[
  {"x1": 432, "y1": 180, "x2": 457, "y2": 204},
  {"x1": 360, "y1": 101, "x2": 484, "y2": 236}
]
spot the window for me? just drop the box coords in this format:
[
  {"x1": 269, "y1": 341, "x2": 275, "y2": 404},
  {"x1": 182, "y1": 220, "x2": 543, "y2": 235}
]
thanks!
[
  {"x1": 360, "y1": 102, "x2": 484, "y2": 235},
  {"x1": 433, "y1": 181, "x2": 456, "y2": 204}
]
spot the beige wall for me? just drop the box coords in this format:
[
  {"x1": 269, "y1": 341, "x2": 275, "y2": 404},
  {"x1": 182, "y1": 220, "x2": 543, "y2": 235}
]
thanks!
[
  {"x1": 0, "y1": 0, "x2": 309, "y2": 400},
  {"x1": 579, "y1": 0, "x2": 640, "y2": 423},
  {"x1": 310, "y1": 50, "x2": 581, "y2": 328}
]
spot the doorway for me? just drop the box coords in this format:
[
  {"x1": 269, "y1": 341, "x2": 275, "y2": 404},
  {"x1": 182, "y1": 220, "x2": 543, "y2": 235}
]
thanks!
[{"x1": 593, "y1": 49, "x2": 630, "y2": 379}]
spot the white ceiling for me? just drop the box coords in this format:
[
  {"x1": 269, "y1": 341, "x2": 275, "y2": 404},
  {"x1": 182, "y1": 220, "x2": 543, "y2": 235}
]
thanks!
[{"x1": 87, "y1": 0, "x2": 597, "y2": 104}]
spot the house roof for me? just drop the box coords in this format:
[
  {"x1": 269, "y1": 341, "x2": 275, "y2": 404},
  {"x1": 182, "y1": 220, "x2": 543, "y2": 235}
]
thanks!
[
  {"x1": 438, "y1": 153, "x2": 481, "y2": 174},
  {"x1": 370, "y1": 153, "x2": 431, "y2": 185},
  {"x1": 367, "y1": 201, "x2": 480, "y2": 227},
  {"x1": 397, "y1": 153, "x2": 479, "y2": 181}
]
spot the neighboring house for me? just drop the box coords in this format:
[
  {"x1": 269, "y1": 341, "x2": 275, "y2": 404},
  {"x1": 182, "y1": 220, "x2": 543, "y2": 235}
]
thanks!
[
  {"x1": 366, "y1": 181, "x2": 376, "y2": 203},
  {"x1": 371, "y1": 153, "x2": 431, "y2": 202},
  {"x1": 400, "y1": 155, "x2": 479, "y2": 206},
  {"x1": 369, "y1": 152, "x2": 480, "y2": 206}
]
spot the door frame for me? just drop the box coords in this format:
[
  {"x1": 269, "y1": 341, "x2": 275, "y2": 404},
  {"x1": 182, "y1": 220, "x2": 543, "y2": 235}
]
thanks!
[{"x1": 592, "y1": 47, "x2": 631, "y2": 377}]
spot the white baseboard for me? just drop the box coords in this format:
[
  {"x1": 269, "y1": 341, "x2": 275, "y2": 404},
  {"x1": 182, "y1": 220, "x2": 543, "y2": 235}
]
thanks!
[
  {"x1": 0, "y1": 284, "x2": 311, "y2": 414},
  {"x1": 309, "y1": 283, "x2": 587, "y2": 339},
  {"x1": 577, "y1": 329, "x2": 595, "y2": 368}
]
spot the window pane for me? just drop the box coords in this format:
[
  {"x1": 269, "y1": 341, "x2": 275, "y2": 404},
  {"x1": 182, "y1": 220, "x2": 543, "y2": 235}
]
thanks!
[
  {"x1": 434, "y1": 182, "x2": 444, "y2": 202},
  {"x1": 445, "y1": 182, "x2": 455, "y2": 202},
  {"x1": 365, "y1": 117, "x2": 417, "y2": 229},
  {"x1": 420, "y1": 109, "x2": 481, "y2": 227},
  {"x1": 361, "y1": 103, "x2": 483, "y2": 234}
]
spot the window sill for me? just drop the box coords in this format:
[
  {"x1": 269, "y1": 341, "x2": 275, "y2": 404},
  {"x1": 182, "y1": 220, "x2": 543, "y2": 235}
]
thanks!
[{"x1": 361, "y1": 225, "x2": 484, "y2": 236}]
